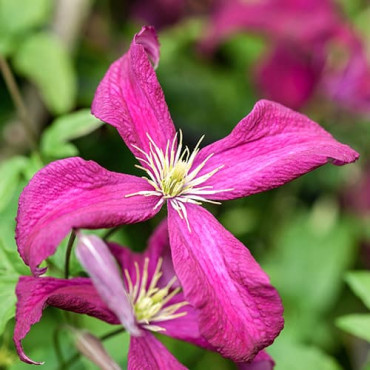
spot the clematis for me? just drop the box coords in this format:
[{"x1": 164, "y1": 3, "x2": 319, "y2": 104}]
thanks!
[
  {"x1": 16, "y1": 26, "x2": 358, "y2": 361},
  {"x1": 14, "y1": 221, "x2": 273, "y2": 368},
  {"x1": 203, "y1": 0, "x2": 370, "y2": 113}
]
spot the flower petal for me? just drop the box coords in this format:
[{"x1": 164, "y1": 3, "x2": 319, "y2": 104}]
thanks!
[
  {"x1": 76, "y1": 234, "x2": 139, "y2": 336},
  {"x1": 157, "y1": 292, "x2": 211, "y2": 350},
  {"x1": 72, "y1": 329, "x2": 121, "y2": 370},
  {"x1": 238, "y1": 350, "x2": 274, "y2": 370},
  {"x1": 168, "y1": 203, "x2": 284, "y2": 362},
  {"x1": 92, "y1": 26, "x2": 176, "y2": 157},
  {"x1": 256, "y1": 44, "x2": 323, "y2": 109},
  {"x1": 202, "y1": 0, "x2": 338, "y2": 52},
  {"x1": 16, "y1": 157, "x2": 160, "y2": 276},
  {"x1": 128, "y1": 332, "x2": 187, "y2": 370},
  {"x1": 108, "y1": 220, "x2": 178, "y2": 289},
  {"x1": 14, "y1": 276, "x2": 118, "y2": 365},
  {"x1": 195, "y1": 100, "x2": 359, "y2": 200},
  {"x1": 108, "y1": 224, "x2": 210, "y2": 349}
]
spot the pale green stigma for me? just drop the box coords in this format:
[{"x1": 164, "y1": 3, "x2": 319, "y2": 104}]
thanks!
[{"x1": 124, "y1": 257, "x2": 188, "y2": 333}]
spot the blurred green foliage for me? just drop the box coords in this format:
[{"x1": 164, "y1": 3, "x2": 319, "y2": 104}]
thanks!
[{"x1": 0, "y1": 0, "x2": 369, "y2": 369}]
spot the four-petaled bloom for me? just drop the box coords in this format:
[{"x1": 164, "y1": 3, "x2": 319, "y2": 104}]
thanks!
[
  {"x1": 14, "y1": 222, "x2": 273, "y2": 369},
  {"x1": 16, "y1": 26, "x2": 359, "y2": 362}
]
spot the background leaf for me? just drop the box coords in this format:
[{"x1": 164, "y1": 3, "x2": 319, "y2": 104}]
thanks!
[
  {"x1": 40, "y1": 109, "x2": 103, "y2": 158},
  {"x1": 13, "y1": 32, "x2": 77, "y2": 114},
  {"x1": 345, "y1": 271, "x2": 370, "y2": 310},
  {"x1": 0, "y1": 0, "x2": 51, "y2": 56},
  {"x1": 336, "y1": 314, "x2": 370, "y2": 342},
  {"x1": 0, "y1": 275, "x2": 19, "y2": 334},
  {"x1": 0, "y1": 156, "x2": 27, "y2": 212},
  {"x1": 269, "y1": 338, "x2": 342, "y2": 370}
]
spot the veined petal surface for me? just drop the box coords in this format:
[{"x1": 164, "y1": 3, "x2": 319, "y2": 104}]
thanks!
[
  {"x1": 76, "y1": 234, "x2": 139, "y2": 335},
  {"x1": 16, "y1": 157, "x2": 160, "y2": 275},
  {"x1": 168, "y1": 204, "x2": 284, "y2": 362},
  {"x1": 195, "y1": 100, "x2": 359, "y2": 200},
  {"x1": 128, "y1": 332, "x2": 187, "y2": 370},
  {"x1": 14, "y1": 276, "x2": 118, "y2": 365},
  {"x1": 92, "y1": 26, "x2": 176, "y2": 157}
]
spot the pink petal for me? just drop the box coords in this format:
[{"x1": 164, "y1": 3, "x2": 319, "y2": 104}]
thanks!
[
  {"x1": 16, "y1": 157, "x2": 160, "y2": 276},
  {"x1": 238, "y1": 350, "x2": 275, "y2": 370},
  {"x1": 108, "y1": 220, "x2": 179, "y2": 290},
  {"x1": 76, "y1": 234, "x2": 139, "y2": 335},
  {"x1": 128, "y1": 332, "x2": 187, "y2": 370},
  {"x1": 108, "y1": 224, "x2": 210, "y2": 348},
  {"x1": 157, "y1": 293, "x2": 211, "y2": 350},
  {"x1": 322, "y1": 27, "x2": 370, "y2": 114},
  {"x1": 131, "y1": 0, "x2": 186, "y2": 30},
  {"x1": 72, "y1": 329, "x2": 121, "y2": 370},
  {"x1": 168, "y1": 204, "x2": 284, "y2": 362},
  {"x1": 92, "y1": 26, "x2": 176, "y2": 158},
  {"x1": 14, "y1": 276, "x2": 118, "y2": 365},
  {"x1": 195, "y1": 100, "x2": 359, "y2": 201},
  {"x1": 256, "y1": 44, "x2": 324, "y2": 109},
  {"x1": 202, "y1": 0, "x2": 338, "y2": 52}
]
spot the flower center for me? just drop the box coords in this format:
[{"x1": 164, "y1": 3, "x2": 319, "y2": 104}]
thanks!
[
  {"x1": 124, "y1": 257, "x2": 187, "y2": 333},
  {"x1": 127, "y1": 131, "x2": 232, "y2": 228}
]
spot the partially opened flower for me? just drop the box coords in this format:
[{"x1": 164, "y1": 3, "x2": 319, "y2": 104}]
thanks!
[
  {"x1": 15, "y1": 222, "x2": 205, "y2": 367},
  {"x1": 16, "y1": 26, "x2": 358, "y2": 361},
  {"x1": 14, "y1": 222, "x2": 274, "y2": 368}
]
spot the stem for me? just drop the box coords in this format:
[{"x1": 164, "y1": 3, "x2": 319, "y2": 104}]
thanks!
[
  {"x1": 61, "y1": 328, "x2": 126, "y2": 369},
  {"x1": 53, "y1": 327, "x2": 65, "y2": 368},
  {"x1": 64, "y1": 230, "x2": 76, "y2": 279},
  {"x1": 0, "y1": 56, "x2": 38, "y2": 148},
  {"x1": 100, "y1": 328, "x2": 126, "y2": 341},
  {"x1": 103, "y1": 227, "x2": 120, "y2": 241}
]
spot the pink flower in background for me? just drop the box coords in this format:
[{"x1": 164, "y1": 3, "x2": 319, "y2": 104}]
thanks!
[
  {"x1": 16, "y1": 26, "x2": 358, "y2": 362},
  {"x1": 131, "y1": 0, "x2": 187, "y2": 29},
  {"x1": 14, "y1": 222, "x2": 275, "y2": 369},
  {"x1": 203, "y1": 0, "x2": 370, "y2": 113},
  {"x1": 131, "y1": 0, "x2": 213, "y2": 30}
]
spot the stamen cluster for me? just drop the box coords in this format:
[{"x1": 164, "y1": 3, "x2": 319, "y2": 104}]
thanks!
[
  {"x1": 127, "y1": 131, "x2": 231, "y2": 226},
  {"x1": 124, "y1": 257, "x2": 187, "y2": 332}
]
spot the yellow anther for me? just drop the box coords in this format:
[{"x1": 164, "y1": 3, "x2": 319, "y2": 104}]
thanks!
[{"x1": 126, "y1": 257, "x2": 188, "y2": 332}]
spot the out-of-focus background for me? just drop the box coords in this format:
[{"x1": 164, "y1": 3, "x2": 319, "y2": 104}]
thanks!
[{"x1": 0, "y1": 0, "x2": 369, "y2": 369}]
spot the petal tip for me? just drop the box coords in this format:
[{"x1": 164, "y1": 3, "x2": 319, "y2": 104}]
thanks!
[{"x1": 134, "y1": 25, "x2": 160, "y2": 69}]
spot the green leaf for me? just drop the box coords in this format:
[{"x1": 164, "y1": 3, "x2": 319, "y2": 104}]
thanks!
[
  {"x1": 41, "y1": 109, "x2": 104, "y2": 158},
  {"x1": 336, "y1": 314, "x2": 370, "y2": 342},
  {"x1": 269, "y1": 337, "x2": 342, "y2": 370},
  {"x1": 0, "y1": 180, "x2": 29, "y2": 276},
  {"x1": 262, "y1": 198, "x2": 358, "y2": 343},
  {"x1": 13, "y1": 32, "x2": 77, "y2": 114},
  {"x1": 0, "y1": 156, "x2": 28, "y2": 212},
  {"x1": 345, "y1": 271, "x2": 370, "y2": 310},
  {"x1": 0, "y1": 0, "x2": 51, "y2": 56},
  {"x1": 0, "y1": 274, "x2": 18, "y2": 333}
]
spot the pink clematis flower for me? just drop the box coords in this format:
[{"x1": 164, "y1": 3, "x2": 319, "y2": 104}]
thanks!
[
  {"x1": 14, "y1": 221, "x2": 272, "y2": 368},
  {"x1": 16, "y1": 26, "x2": 358, "y2": 361},
  {"x1": 203, "y1": 0, "x2": 370, "y2": 113}
]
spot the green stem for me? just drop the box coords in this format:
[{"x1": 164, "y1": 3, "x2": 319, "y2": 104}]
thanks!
[
  {"x1": 64, "y1": 230, "x2": 76, "y2": 279},
  {"x1": 53, "y1": 327, "x2": 65, "y2": 368},
  {"x1": 103, "y1": 226, "x2": 120, "y2": 241},
  {"x1": 61, "y1": 328, "x2": 126, "y2": 369},
  {"x1": 0, "y1": 56, "x2": 38, "y2": 149}
]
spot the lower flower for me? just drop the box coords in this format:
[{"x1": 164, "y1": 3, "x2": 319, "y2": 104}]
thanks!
[{"x1": 14, "y1": 221, "x2": 279, "y2": 369}]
